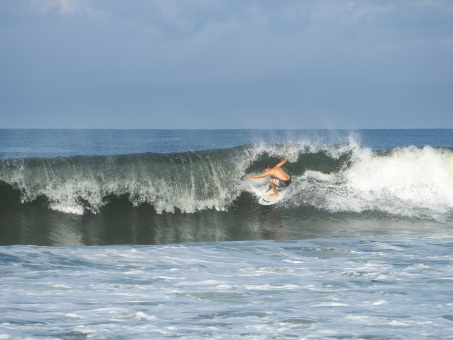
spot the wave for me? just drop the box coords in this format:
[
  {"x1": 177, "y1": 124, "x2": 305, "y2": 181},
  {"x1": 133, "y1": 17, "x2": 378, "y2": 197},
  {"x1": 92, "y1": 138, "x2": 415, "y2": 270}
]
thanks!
[{"x1": 1, "y1": 139, "x2": 452, "y2": 223}]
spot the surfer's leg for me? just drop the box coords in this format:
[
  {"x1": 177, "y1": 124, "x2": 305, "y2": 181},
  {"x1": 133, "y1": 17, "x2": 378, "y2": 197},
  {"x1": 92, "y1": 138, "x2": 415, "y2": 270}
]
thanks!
[{"x1": 269, "y1": 179, "x2": 279, "y2": 196}]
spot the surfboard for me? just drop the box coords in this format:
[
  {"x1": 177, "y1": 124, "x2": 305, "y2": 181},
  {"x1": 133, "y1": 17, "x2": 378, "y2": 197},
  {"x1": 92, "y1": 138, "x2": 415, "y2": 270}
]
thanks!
[{"x1": 258, "y1": 188, "x2": 284, "y2": 205}]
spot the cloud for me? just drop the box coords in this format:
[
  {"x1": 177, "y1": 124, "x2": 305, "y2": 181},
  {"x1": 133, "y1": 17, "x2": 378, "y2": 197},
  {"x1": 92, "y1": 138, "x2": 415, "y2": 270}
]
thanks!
[
  {"x1": 27, "y1": 0, "x2": 96, "y2": 16},
  {"x1": 417, "y1": 0, "x2": 453, "y2": 13},
  {"x1": 2, "y1": 0, "x2": 451, "y2": 128}
]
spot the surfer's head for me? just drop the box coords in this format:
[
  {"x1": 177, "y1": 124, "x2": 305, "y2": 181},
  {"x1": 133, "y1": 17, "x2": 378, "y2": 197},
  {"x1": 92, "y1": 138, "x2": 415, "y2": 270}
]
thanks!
[{"x1": 264, "y1": 166, "x2": 271, "y2": 172}]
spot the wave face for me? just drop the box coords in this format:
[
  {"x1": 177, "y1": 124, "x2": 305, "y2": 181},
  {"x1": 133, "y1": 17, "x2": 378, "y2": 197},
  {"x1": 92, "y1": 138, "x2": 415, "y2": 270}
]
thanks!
[{"x1": 1, "y1": 139, "x2": 452, "y2": 223}]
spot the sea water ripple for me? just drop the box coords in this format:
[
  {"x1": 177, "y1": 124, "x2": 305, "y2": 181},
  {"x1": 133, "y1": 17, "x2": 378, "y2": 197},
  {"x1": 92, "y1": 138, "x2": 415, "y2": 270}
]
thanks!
[{"x1": 1, "y1": 236, "x2": 452, "y2": 339}]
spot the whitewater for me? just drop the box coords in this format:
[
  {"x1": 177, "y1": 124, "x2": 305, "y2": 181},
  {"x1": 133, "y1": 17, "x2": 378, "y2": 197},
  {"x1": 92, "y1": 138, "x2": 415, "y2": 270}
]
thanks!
[{"x1": 1, "y1": 129, "x2": 452, "y2": 339}]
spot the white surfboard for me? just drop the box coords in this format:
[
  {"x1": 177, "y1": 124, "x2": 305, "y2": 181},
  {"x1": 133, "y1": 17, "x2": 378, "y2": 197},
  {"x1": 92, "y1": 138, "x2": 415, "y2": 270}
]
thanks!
[{"x1": 258, "y1": 188, "x2": 284, "y2": 205}]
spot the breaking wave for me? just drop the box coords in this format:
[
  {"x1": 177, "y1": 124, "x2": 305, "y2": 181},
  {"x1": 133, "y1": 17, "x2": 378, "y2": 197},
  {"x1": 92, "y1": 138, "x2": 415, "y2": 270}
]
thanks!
[{"x1": 1, "y1": 139, "x2": 452, "y2": 223}]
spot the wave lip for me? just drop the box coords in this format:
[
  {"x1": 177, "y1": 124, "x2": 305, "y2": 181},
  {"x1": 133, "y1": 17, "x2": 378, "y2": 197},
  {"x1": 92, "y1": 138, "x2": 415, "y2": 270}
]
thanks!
[{"x1": 0, "y1": 149, "x2": 247, "y2": 215}]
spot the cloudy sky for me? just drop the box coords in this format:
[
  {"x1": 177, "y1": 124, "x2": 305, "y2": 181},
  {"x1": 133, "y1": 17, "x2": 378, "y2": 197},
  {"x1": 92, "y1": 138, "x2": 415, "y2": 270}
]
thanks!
[{"x1": 1, "y1": 0, "x2": 452, "y2": 128}]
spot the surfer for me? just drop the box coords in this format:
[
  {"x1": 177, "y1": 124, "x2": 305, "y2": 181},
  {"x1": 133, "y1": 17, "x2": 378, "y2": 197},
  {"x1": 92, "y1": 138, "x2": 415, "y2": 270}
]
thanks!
[{"x1": 245, "y1": 158, "x2": 291, "y2": 196}]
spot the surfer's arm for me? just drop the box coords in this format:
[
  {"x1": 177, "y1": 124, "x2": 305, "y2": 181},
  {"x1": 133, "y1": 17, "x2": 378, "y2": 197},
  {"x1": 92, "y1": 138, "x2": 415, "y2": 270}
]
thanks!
[{"x1": 275, "y1": 158, "x2": 288, "y2": 167}]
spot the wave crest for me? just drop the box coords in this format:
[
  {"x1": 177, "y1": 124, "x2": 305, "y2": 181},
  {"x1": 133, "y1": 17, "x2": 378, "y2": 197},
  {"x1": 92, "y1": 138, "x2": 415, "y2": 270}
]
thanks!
[{"x1": 0, "y1": 141, "x2": 452, "y2": 222}]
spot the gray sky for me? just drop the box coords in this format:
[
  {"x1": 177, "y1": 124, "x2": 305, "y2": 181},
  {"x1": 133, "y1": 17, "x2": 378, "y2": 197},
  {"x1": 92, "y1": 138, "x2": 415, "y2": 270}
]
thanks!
[{"x1": 1, "y1": 0, "x2": 452, "y2": 129}]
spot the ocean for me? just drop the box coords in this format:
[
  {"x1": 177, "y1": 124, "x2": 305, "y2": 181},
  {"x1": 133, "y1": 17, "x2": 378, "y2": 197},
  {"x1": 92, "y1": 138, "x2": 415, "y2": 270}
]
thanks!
[{"x1": 0, "y1": 129, "x2": 452, "y2": 339}]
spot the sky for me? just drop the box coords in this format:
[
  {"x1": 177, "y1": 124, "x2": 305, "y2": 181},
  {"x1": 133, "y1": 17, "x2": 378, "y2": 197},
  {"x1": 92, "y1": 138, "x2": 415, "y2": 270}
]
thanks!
[{"x1": 0, "y1": 0, "x2": 452, "y2": 129}]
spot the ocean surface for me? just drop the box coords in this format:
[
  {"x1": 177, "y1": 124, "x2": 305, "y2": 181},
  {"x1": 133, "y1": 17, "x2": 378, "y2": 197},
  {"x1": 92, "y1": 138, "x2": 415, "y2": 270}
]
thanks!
[{"x1": 1, "y1": 129, "x2": 452, "y2": 338}]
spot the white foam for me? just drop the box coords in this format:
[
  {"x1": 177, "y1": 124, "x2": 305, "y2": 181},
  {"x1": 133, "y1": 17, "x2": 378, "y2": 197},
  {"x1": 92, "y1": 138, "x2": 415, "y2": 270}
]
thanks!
[
  {"x1": 388, "y1": 320, "x2": 411, "y2": 327},
  {"x1": 0, "y1": 335, "x2": 15, "y2": 340},
  {"x1": 372, "y1": 300, "x2": 387, "y2": 306},
  {"x1": 50, "y1": 203, "x2": 85, "y2": 215},
  {"x1": 295, "y1": 145, "x2": 453, "y2": 221},
  {"x1": 2, "y1": 237, "x2": 453, "y2": 338},
  {"x1": 346, "y1": 146, "x2": 453, "y2": 216},
  {"x1": 132, "y1": 312, "x2": 156, "y2": 321}
]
